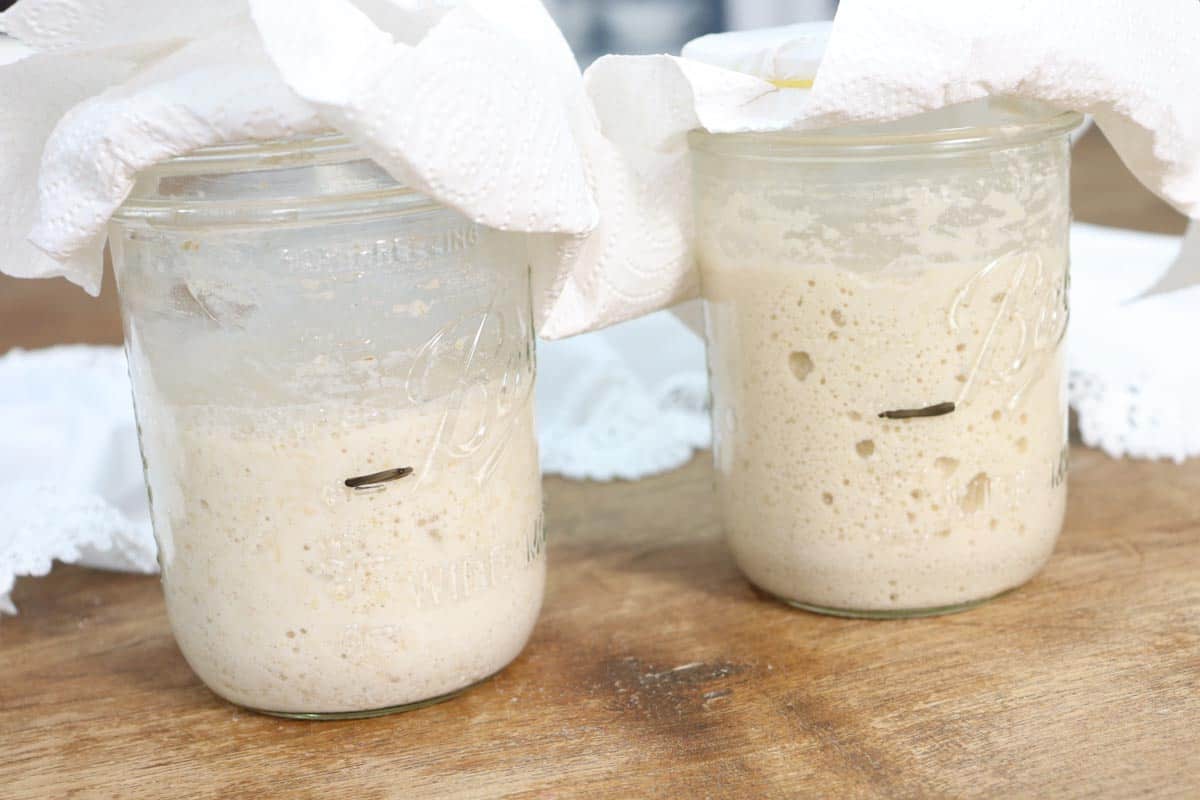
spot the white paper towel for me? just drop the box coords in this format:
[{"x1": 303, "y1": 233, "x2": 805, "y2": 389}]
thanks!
[
  {"x1": 0, "y1": 44, "x2": 137, "y2": 290},
  {"x1": 5, "y1": 0, "x2": 1197, "y2": 339},
  {"x1": 804, "y1": 0, "x2": 1200, "y2": 217},
  {"x1": 0, "y1": 0, "x2": 611, "y2": 332},
  {"x1": 682, "y1": 21, "x2": 830, "y2": 82},
  {"x1": 0, "y1": 0, "x2": 244, "y2": 51},
  {"x1": 27, "y1": 26, "x2": 323, "y2": 292},
  {"x1": 249, "y1": 0, "x2": 596, "y2": 237},
  {"x1": 580, "y1": 0, "x2": 1200, "y2": 319}
]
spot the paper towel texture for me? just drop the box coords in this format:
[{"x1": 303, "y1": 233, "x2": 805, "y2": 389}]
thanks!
[
  {"x1": 3, "y1": 1, "x2": 1198, "y2": 338},
  {"x1": 27, "y1": 27, "x2": 323, "y2": 293},
  {"x1": 804, "y1": 0, "x2": 1200, "y2": 218},
  {"x1": 0, "y1": 49, "x2": 136, "y2": 290},
  {"x1": 0, "y1": 0, "x2": 244, "y2": 51},
  {"x1": 682, "y1": 21, "x2": 830, "y2": 82}
]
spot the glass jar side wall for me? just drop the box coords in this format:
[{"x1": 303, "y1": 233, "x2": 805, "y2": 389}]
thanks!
[
  {"x1": 693, "y1": 130, "x2": 1073, "y2": 616},
  {"x1": 110, "y1": 188, "x2": 546, "y2": 716}
]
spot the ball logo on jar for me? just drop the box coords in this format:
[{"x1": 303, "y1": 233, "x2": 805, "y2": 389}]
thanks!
[
  {"x1": 404, "y1": 300, "x2": 535, "y2": 486},
  {"x1": 949, "y1": 250, "x2": 1069, "y2": 410}
]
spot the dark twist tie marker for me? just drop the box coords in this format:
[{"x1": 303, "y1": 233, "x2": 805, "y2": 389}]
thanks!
[
  {"x1": 878, "y1": 402, "x2": 957, "y2": 420},
  {"x1": 344, "y1": 467, "x2": 414, "y2": 491}
]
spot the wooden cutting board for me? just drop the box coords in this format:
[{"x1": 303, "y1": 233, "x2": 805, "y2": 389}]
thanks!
[{"x1": 3, "y1": 446, "x2": 1199, "y2": 798}]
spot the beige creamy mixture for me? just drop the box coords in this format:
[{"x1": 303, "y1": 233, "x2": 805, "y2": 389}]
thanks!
[
  {"x1": 140, "y1": 385, "x2": 544, "y2": 713},
  {"x1": 702, "y1": 255, "x2": 1068, "y2": 611}
]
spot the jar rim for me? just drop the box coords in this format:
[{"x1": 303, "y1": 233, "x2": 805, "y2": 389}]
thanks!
[
  {"x1": 144, "y1": 131, "x2": 361, "y2": 176},
  {"x1": 688, "y1": 97, "x2": 1084, "y2": 158},
  {"x1": 111, "y1": 132, "x2": 443, "y2": 228}
]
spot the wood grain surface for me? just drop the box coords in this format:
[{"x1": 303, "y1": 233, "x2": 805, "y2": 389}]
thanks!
[
  {"x1": 3, "y1": 447, "x2": 1200, "y2": 798},
  {"x1": 1, "y1": 125, "x2": 1196, "y2": 799}
]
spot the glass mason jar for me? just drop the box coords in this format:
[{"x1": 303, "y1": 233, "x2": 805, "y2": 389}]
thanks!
[
  {"x1": 691, "y1": 99, "x2": 1083, "y2": 618},
  {"x1": 109, "y1": 135, "x2": 545, "y2": 717}
]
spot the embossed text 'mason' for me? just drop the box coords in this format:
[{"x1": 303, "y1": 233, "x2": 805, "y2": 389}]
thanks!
[{"x1": 279, "y1": 225, "x2": 479, "y2": 275}]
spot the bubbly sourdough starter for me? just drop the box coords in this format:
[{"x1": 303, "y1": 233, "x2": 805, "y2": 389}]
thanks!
[
  {"x1": 141, "y1": 387, "x2": 544, "y2": 713},
  {"x1": 702, "y1": 253, "x2": 1069, "y2": 611}
]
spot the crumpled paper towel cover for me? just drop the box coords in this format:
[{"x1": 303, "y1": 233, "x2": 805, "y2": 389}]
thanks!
[
  {"x1": 3, "y1": 0, "x2": 1199, "y2": 340},
  {"x1": 682, "y1": 21, "x2": 830, "y2": 84},
  {"x1": 1, "y1": 0, "x2": 599, "y2": 328}
]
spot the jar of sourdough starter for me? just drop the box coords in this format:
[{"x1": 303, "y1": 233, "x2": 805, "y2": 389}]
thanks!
[
  {"x1": 691, "y1": 99, "x2": 1083, "y2": 618},
  {"x1": 109, "y1": 135, "x2": 545, "y2": 717}
]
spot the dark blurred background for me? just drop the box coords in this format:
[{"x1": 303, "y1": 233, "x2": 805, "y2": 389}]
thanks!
[
  {"x1": 547, "y1": 0, "x2": 836, "y2": 63},
  {"x1": 0, "y1": 0, "x2": 837, "y2": 49},
  {"x1": 0, "y1": 0, "x2": 837, "y2": 54}
]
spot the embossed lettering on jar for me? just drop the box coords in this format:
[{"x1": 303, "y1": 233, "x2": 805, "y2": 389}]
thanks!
[
  {"x1": 110, "y1": 135, "x2": 545, "y2": 717},
  {"x1": 690, "y1": 99, "x2": 1083, "y2": 618}
]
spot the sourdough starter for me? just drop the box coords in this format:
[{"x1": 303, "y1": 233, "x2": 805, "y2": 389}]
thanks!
[
  {"x1": 694, "y1": 118, "x2": 1073, "y2": 613},
  {"x1": 140, "y1": 386, "x2": 544, "y2": 713},
  {"x1": 703, "y1": 256, "x2": 1068, "y2": 612}
]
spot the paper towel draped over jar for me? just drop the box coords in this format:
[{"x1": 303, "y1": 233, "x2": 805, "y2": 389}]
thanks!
[{"x1": 1, "y1": 0, "x2": 1198, "y2": 339}]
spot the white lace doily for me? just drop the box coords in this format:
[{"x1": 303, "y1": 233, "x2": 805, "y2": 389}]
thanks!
[
  {"x1": 0, "y1": 346, "x2": 158, "y2": 614},
  {"x1": 1068, "y1": 223, "x2": 1200, "y2": 462},
  {"x1": 537, "y1": 308, "x2": 710, "y2": 480}
]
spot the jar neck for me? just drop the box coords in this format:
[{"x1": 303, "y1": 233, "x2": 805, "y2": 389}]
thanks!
[
  {"x1": 689, "y1": 97, "x2": 1083, "y2": 161},
  {"x1": 114, "y1": 134, "x2": 436, "y2": 228}
]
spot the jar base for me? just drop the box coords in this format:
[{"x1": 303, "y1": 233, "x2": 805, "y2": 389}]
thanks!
[
  {"x1": 771, "y1": 587, "x2": 1018, "y2": 620},
  {"x1": 239, "y1": 672, "x2": 496, "y2": 721}
]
